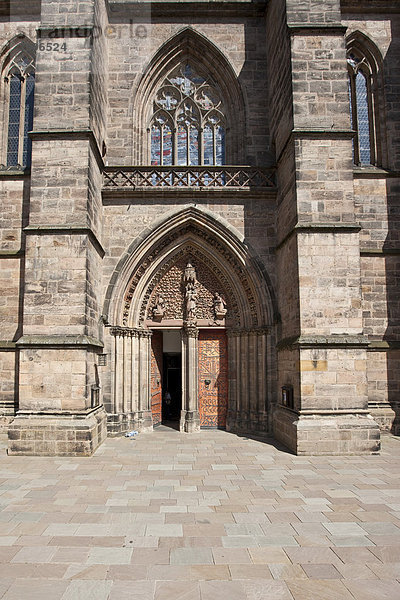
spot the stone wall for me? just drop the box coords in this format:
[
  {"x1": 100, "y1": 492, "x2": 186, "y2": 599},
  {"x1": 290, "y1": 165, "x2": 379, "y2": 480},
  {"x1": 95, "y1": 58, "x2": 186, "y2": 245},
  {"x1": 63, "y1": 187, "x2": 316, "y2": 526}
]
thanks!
[{"x1": 0, "y1": 0, "x2": 399, "y2": 454}]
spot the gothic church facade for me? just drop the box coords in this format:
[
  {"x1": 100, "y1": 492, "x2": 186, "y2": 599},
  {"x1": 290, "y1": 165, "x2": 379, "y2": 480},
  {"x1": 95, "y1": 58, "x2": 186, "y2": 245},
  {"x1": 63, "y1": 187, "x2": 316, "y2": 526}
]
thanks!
[{"x1": 0, "y1": 0, "x2": 399, "y2": 455}]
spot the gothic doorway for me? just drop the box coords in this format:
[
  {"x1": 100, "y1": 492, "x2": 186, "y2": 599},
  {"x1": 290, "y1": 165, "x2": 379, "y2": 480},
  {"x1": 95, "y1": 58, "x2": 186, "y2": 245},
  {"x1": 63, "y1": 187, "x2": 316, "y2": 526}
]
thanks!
[{"x1": 105, "y1": 207, "x2": 275, "y2": 437}]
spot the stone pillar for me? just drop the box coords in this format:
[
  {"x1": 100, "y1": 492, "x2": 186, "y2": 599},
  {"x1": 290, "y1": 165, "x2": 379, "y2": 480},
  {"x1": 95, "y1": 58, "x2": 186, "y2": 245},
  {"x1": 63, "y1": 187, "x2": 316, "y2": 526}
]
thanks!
[
  {"x1": 8, "y1": 0, "x2": 109, "y2": 455},
  {"x1": 238, "y1": 332, "x2": 249, "y2": 432},
  {"x1": 248, "y1": 331, "x2": 258, "y2": 432},
  {"x1": 227, "y1": 328, "x2": 269, "y2": 437},
  {"x1": 269, "y1": 0, "x2": 380, "y2": 454},
  {"x1": 181, "y1": 322, "x2": 200, "y2": 433},
  {"x1": 137, "y1": 330, "x2": 153, "y2": 432},
  {"x1": 226, "y1": 331, "x2": 238, "y2": 431},
  {"x1": 108, "y1": 327, "x2": 142, "y2": 435},
  {"x1": 256, "y1": 330, "x2": 268, "y2": 433}
]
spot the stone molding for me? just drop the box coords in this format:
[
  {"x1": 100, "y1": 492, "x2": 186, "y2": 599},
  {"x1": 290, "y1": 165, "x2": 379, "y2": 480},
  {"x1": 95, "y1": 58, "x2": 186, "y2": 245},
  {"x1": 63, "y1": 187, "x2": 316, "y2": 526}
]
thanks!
[
  {"x1": 277, "y1": 334, "x2": 369, "y2": 351},
  {"x1": 276, "y1": 222, "x2": 361, "y2": 251},
  {"x1": 37, "y1": 26, "x2": 93, "y2": 39},
  {"x1": 108, "y1": 1, "x2": 267, "y2": 18},
  {"x1": 361, "y1": 248, "x2": 400, "y2": 255},
  {"x1": 292, "y1": 128, "x2": 355, "y2": 139},
  {"x1": 276, "y1": 128, "x2": 355, "y2": 166},
  {"x1": 16, "y1": 335, "x2": 103, "y2": 349},
  {"x1": 341, "y1": 0, "x2": 400, "y2": 14},
  {"x1": 353, "y1": 167, "x2": 400, "y2": 179},
  {"x1": 0, "y1": 167, "x2": 30, "y2": 177},
  {"x1": 287, "y1": 24, "x2": 348, "y2": 35},
  {"x1": 0, "y1": 341, "x2": 17, "y2": 350},
  {"x1": 0, "y1": 250, "x2": 23, "y2": 257},
  {"x1": 367, "y1": 341, "x2": 400, "y2": 351},
  {"x1": 29, "y1": 129, "x2": 104, "y2": 171},
  {"x1": 24, "y1": 224, "x2": 105, "y2": 258}
]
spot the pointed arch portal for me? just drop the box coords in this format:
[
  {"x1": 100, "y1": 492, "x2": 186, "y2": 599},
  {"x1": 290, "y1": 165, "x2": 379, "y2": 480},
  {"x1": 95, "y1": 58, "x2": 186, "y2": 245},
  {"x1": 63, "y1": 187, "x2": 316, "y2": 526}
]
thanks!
[{"x1": 104, "y1": 207, "x2": 276, "y2": 436}]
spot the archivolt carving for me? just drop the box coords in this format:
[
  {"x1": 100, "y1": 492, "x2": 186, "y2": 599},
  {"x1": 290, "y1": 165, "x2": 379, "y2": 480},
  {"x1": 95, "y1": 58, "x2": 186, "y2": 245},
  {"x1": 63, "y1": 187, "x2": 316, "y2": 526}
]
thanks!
[{"x1": 122, "y1": 223, "x2": 259, "y2": 327}]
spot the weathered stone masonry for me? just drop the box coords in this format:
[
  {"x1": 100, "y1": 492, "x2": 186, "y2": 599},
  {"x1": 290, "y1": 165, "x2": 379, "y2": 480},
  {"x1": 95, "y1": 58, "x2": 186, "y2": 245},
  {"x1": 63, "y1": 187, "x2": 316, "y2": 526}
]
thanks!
[{"x1": 0, "y1": 0, "x2": 399, "y2": 455}]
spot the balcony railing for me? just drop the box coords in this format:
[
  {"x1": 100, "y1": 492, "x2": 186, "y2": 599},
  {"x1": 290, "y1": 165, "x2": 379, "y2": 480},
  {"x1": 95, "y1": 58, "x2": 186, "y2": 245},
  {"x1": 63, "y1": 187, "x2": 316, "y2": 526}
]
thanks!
[{"x1": 103, "y1": 166, "x2": 276, "y2": 191}]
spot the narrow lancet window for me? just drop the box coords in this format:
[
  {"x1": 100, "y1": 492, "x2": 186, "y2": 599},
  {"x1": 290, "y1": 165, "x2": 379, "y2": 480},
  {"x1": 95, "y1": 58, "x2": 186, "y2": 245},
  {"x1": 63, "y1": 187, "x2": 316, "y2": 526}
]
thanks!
[
  {"x1": 347, "y1": 50, "x2": 378, "y2": 167},
  {"x1": 4, "y1": 47, "x2": 35, "y2": 168}
]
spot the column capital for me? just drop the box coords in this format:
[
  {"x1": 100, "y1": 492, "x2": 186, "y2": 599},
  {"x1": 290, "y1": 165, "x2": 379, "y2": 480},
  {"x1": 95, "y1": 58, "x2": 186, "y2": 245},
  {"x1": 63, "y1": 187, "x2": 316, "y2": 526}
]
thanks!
[
  {"x1": 183, "y1": 321, "x2": 199, "y2": 339},
  {"x1": 110, "y1": 326, "x2": 152, "y2": 339}
]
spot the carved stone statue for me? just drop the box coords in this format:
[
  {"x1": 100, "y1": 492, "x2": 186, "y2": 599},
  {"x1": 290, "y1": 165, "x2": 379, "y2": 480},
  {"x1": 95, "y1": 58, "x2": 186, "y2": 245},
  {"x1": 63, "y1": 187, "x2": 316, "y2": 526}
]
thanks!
[
  {"x1": 214, "y1": 292, "x2": 227, "y2": 320},
  {"x1": 152, "y1": 294, "x2": 165, "y2": 321},
  {"x1": 185, "y1": 282, "x2": 197, "y2": 321}
]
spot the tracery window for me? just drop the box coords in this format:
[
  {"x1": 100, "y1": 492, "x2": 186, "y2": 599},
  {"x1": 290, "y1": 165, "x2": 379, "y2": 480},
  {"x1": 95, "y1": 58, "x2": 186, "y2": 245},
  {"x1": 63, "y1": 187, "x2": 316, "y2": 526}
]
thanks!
[
  {"x1": 150, "y1": 64, "x2": 225, "y2": 166},
  {"x1": 2, "y1": 46, "x2": 35, "y2": 168}
]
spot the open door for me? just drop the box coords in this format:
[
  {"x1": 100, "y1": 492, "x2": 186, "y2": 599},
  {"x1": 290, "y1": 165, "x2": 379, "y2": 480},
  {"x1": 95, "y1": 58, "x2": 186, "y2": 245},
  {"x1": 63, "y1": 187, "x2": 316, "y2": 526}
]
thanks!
[
  {"x1": 198, "y1": 330, "x2": 228, "y2": 428},
  {"x1": 150, "y1": 330, "x2": 163, "y2": 426}
]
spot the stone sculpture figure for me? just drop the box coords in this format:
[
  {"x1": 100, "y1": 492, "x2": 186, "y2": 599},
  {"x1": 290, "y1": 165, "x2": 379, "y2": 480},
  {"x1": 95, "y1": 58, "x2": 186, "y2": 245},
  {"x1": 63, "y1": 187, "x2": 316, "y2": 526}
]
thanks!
[
  {"x1": 214, "y1": 292, "x2": 227, "y2": 320},
  {"x1": 185, "y1": 282, "x2": 197, "y2": 321},
  {"x1": 152, "y1": 294, "x2": 165, "y2": 321}
]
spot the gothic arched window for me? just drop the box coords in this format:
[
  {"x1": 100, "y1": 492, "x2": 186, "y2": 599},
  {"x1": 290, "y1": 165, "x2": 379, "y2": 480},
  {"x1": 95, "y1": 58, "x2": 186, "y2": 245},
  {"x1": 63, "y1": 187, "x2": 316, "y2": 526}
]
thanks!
[
  {"x1": 150, "y1": 64, "x2": 226, "y2": 166},
  {"x1": 347, "y1": 35, "x2": 385, "y2": 167},
  {"x1": 1, "y1": 42, "x2": 35, "y2": 168}
]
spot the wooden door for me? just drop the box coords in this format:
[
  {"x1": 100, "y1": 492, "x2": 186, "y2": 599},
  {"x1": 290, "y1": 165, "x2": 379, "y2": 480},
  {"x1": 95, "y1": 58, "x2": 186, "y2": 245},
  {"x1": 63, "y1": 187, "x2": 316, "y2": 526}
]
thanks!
[
  {"x1": 150, "y1": 331, "x2": 163, "y2": 426},
  {"x1": 198, "y1": 330, "x2": 228, "y2": 428}
]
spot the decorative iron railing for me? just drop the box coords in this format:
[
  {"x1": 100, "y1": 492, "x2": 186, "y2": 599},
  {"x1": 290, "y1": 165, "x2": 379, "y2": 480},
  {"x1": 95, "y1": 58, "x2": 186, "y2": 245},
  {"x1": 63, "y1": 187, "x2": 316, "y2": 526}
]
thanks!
[{"x1": 103, "y1": 166, "x2": 276, "y2": 191}]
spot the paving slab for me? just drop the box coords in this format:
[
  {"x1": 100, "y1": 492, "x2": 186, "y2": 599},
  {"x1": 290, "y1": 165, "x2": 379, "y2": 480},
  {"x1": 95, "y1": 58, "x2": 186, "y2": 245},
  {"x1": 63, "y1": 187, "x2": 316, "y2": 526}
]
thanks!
[{"x1": 0, "y1": 430, "x2": 400, "y2": 597}]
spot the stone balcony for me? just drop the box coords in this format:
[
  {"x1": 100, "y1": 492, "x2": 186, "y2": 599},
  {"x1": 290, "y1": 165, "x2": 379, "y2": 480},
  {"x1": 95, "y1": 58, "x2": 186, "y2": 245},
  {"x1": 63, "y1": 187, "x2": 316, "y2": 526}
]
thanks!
[{"x1": 102, "y1": 166, "x2": 276, "y2": 197}]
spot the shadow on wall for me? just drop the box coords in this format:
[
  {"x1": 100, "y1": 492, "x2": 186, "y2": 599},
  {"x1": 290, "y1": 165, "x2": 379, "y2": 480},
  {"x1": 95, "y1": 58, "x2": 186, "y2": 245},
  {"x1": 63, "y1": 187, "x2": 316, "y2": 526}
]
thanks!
[{"x1": 383, "y1": 16, "x2": 400, "y2": 434}]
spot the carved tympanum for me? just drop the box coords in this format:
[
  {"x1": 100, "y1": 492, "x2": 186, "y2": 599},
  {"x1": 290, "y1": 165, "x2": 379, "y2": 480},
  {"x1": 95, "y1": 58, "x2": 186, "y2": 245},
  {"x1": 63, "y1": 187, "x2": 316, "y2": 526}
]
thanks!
[{"x1": 146, "y1": 255, "x2": 230, "y2": 325}]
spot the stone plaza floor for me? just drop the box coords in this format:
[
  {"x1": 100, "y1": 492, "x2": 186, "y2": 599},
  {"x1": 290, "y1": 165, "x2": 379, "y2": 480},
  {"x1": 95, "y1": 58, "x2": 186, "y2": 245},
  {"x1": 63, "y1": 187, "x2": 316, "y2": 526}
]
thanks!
[{"x1": 0, "y1": 427, "x2": 400, "y2": 599}]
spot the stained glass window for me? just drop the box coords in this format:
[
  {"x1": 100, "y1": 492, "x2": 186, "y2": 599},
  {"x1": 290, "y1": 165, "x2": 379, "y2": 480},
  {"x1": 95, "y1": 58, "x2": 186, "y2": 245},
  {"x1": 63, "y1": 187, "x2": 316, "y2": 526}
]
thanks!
[
  {"x1": 6, "y1": 75, "x2": 21, "y2": 166},
  {"x1": 5, "y1": 50, "x2": 35, "y2": 167},
  {"x1": 355, "y1": 71, "x2": 371, "y2": 164},
  {"x1": 150, "y1": 64, "x2": 226, "y2": 166},
  {"x1": 347, "y1": 54, "x2": 373, "y2": 166}
]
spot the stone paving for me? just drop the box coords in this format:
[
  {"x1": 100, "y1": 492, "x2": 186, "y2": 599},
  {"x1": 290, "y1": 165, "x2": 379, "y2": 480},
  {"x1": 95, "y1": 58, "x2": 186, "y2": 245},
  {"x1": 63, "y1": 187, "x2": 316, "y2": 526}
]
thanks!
[{"x1": 0, "y1": 427, "x2": 400, "y2": 599}]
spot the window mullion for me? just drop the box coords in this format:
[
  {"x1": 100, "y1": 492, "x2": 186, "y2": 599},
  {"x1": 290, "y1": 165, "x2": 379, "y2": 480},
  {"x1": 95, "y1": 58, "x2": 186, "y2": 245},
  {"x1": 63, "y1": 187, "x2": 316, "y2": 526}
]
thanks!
[
  {"x1": 173, "y1": 127, "x2": 177, "y2": 165},
  {"x1": 366, "y1": 73, "x2": 376, "y2": 165},
  {"x1": 350, "y1": 74, "x2": 360, "y2": 166},
  {"x1": 199, "y1": 127, "x2": 203, "y2": 166},
  {"x1": 18, "y1": 75, "x2": 26, "y2": 166},
  {"x1": 213, "y1": 126, "x2": 217, "y2": 166},
  {"x1": 160, "y1": 125, "x2": 164, "y2": 166}
]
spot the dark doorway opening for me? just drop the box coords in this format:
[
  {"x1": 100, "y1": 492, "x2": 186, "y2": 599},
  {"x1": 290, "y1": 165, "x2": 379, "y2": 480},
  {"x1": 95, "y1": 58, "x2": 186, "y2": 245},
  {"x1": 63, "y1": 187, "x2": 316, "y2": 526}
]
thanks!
[{"x1": 162, "y1": 353, "x2": 181, "y2": 424}]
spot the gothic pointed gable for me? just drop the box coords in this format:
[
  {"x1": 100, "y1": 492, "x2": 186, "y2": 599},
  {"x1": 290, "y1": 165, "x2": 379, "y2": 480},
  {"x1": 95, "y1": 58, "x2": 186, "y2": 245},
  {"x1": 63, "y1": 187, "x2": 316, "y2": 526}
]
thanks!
[{"x1": 132, "y1": 28, "x2": 246, "y2": 164}]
